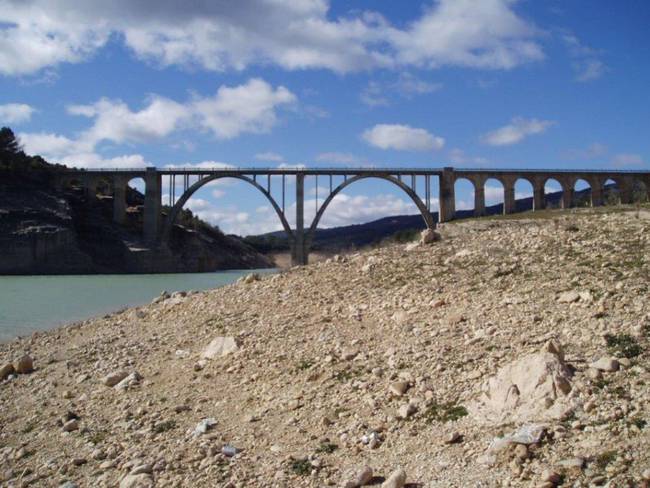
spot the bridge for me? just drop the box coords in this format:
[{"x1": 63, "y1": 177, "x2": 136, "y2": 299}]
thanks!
[{"x1": 56, "y1": 167, "x2": 650, "y2": 265}]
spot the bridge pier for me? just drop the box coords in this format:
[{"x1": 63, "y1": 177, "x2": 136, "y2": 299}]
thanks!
[
  {"x1": 533, "y1": 183, "x2": 545, "y2": 211},
  {"x1": 561, "y1": 184, "x2": 573, "y2": 209},
  {"x1": 439, "y1": 167, "x2": 455, "y2": 222},
  {"x1": 474, "y1": 183, "x2": 486, "y2": 217},
  {"x1": 503, "y1": 182, "x2": 516, "y2": 214},
  {"x1": 291, "y1": 173, "x2": 308, "y2": 266},
  {"x1": 143, "y1": 168, "x2": 161, "y2": 244},
  {"x1": 113, "y1": 176, "x2": 127, "y2": 225}
]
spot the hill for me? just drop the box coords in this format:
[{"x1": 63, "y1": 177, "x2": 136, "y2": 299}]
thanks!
[{"x1": 1, "y1": 207, "x2": 649, "y2": 486}]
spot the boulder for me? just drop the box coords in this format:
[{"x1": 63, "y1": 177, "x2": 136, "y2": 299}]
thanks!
[
  {"x1": 15, "y1": 355, "x2": 34, "y2": 374},
  {"x1": 469, "y1": 341, "x2": 574, "y2": 424},
  {"x1": 0, "y1": 362, "x2": 15, "y2": 380},
  {"x1": 201, "y1": 336, "x2": 239, "y2": 360}
]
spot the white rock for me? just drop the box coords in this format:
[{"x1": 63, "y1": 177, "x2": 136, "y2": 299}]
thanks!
[
  {"x1": 102, "y1": 371, "x2": 128, "y2": 387},
  {"x1": 420, "y1": 228, "x2": 440, "y2": 245},
  {"x1": 119, "y1": 473, "x2": 154, "y2": 488},
  {"x1": 557, "y1": 291, "x2": 580, "y2": 303},
  {"x1": 115, "y1": 371, "x2": 143, "y2": 390},
  {"x1": 591, "y1": 357, "x2": 619, "y2": 372},
  {"x1": 201, "y1": 336, "x2": 239, "y2": 360},
  {"x1": 192, "y1": 418, "x2": 217, "y2": 436},
  {"x1": 342, "y1": 465, "x2": 373, "y2": 487},
  {"x1": 381, "y1": 468, "x2": 406, "y2": 488}
]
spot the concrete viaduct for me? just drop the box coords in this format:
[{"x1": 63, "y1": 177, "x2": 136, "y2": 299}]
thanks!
[{"x1": 56, "y1": 167, "x2": 650, "y2": 266}]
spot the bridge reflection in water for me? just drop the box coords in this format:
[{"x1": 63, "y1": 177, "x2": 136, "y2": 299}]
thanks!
[{"x1": 56, "y1": 167, "x2": 650, "y2": 265}]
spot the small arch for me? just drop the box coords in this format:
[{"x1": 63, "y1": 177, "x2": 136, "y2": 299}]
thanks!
[
  {"x1": 543, "y1": 178, "x2": 564, "y2": 209},
  {"x1": 483, "y1": 178, "x2": 505, "y2": 214},
  {"x1": 126, "y1": 177, "x2": 146, "y2": 207},
  {"x1": 514, "y1": 178, "x2": 534, "y2": 212},
  {"x1": 602, "y1": 178, "x2": 621, "y2": 205},
  {"x1": 631, "y1": 179, "x2": 648, "y2": 203},
  {"x1": 573, "y1": 178, "x2": 592, "y2": 207},
  {"x1": 454, "y1": 177, "x2": 477, "y2": 217},
  {"x1": 161, "y1": 174, "x2": 293, "y2": 244},
  {"x1": 306, "y1": 174, "x2": 434, "y2": 246}
]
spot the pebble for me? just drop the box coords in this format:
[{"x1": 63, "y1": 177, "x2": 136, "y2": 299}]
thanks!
[
  {"x1": 643, "y1": 469, "x2": 650, "y2": 481},
  {"x1": 102, "y1": 371, "x2": 128, "y2": 387},
  {"x1": 444, "y1": 432, "x2": 462, "y2": 444},
  {"x1": 15, "y1": 355, "x2": 34, "y2": 374},
  {"x1": 130, "y1": 464, "x2": 153, "y2": 475},
  {"x1": 397, "y1": 403, "x2": 417, "y2": 419},
  {"x1": 389, "y1": 381, "x2": 409, "y2": 396},
  {"x1": 119, "y1": 473, "x2": 154, "y2": 488},
  {"x1": 59, "y1": 482, "x2": 78, "y2": 488},
  {"x1": 381, "y1": 468, "x2": 406, "y2": 488},
  {"x1": 342, "y1": 465, "x2": 373, "y2": 488},
  {"x1": 62, "y1": 419, "x2": 79, "y2": 432},
  {"x1": 591, "y1": 357, "x2": 619, "y2": 372}
]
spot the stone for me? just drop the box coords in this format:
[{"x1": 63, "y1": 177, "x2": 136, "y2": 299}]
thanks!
[
  {"x1": 342, "y1": 465, "x2": 373, "y2": 488},
  {"x1": 420, "y1": 228, "x2": 440, "y2": 245},
  {"x1": 642, "y1": 469, "x2": 650, "y2": 481},
  {"x1": 540, "y1": 469, "x2": 561, "y2": 484},
  {"x1": 15, "y1": 355, "x2": 34, "y2": 374},
  {"x1": 115, "y1": 371, "x2": 143, "y2": 390},
  {"x1": 119, "y1": 473, "x2": 154, "y2": 488},
  {"x1": 591, "y1": 357, "x2": 619, "y2": 372},
  {"x1": 389, "y1": 381, "x2": 409, "y2": 396},
  {"x1": 192, "y1": 418, "x2": 217, "y2": 436},
  {"x1": 62, "y1": 419, "x2": 79, "y2": 432},
  {"x1": 381, "y1": 468, "x2": 406, "y2": 488},
  {"x1": 469, "y1": 343, "x2": 574, "y2": 424},
  {"x1": 59, "y1": 482, "x2": 78, "y2": 488},
  {"x1": 557, "y1": 291, "x2": 580, "y2": 303},
  {"x1": 130, "y1": 464, "x2": 153, "y2": 475},
  {"x1": 397, "y1": 403, "x2": 417, "y2": 419},
  {"x1": 0, "y1": 363, "x2": 15, "y2": 380},
  {"x1": 444, "y1": 432, "x2": 462, "y2": 444},
  {"x1": 557, "y1": 458, "x2": 584, "y2": 470},
  {"x1": 201, "y1": 336, "x2": 239, "y2": 360},
  {"x1": 102, "y1": 371, "x2": 128, "y2": 387},
  {"x1": 243, "y1": 273, "x2": 260, "y2": 284}
]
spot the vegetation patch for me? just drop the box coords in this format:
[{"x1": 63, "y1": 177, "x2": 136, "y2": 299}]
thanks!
[
  {"x1": 594, "y1": 450, "x2": 617, "y2": 469},
  {"x1": 424, "y1": 402, "x2": 468, "y2": 423},
  {"x1": 289, "y1": 458, "x2": 312, "y2": 476},
  {"x1": 295, "y1": 359, "x2": 314, "y2": 372},
  {"x1": 153, "y1": 420, "x2": 177, "y2": 434},
  {"x1": 604, "y1": 333, "x2": 643, "y2": 359},
  {"x1": 315, "y1": 442, "x2": 338, "y2": 454}
]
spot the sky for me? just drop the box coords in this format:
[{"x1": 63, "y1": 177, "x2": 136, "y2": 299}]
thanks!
[{"x1": 1, "y1": 0, "x2": 649, "y2": 235}]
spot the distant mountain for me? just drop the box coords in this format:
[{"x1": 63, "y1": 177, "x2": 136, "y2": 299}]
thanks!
[{"x1": 245, "y1": 186, "x2": 598, "y2": 253}]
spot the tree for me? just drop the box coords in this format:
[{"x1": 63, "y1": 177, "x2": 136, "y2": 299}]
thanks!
[{"x1": 0, "y1": 127, "x2": 22, "y2": 157}]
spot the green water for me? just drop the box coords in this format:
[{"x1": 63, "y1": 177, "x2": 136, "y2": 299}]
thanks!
[{"x1": 0, "y1": 269, "x2": 274, "y2": 342}]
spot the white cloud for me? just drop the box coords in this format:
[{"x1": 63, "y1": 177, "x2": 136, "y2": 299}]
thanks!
[
  {"x1": 448, "y1": 148, "x2": 488, "y2": 166},
  {"x1": 360, "y1": 81, "x2": 389, "y2": 107},
  {"x1": 315, "y1": 152, "x2": 365, "y2": 165},
  {"x1": 611, "y1": 153, "x2": 644, "y2": 167},
  {"x1": 393, "y1": 72, "x2": 442, "y2": 97},
  {"x1": 362, "y1": 124, "x2": 445, "y2": 152},
  {"x1": 0, "y1": 103, "x2": 36, "y2": 124},
  {"x1": 361, "y1": 73, "x2": 442, "y2": 107},
  {"x1": 481, "y1": 117, "x2": 554, "y2": 146},
  {"x1": 255, "y1": 151, "x2": 284, "y2": 163},
  {"x1": 18, "y1": 79, "x2": 294, "y2": 168},
  {"x1": 564, "y1": 142, "x2": 608, "y2": 160},
  {"x1": 0, "y1": 0, "x2": 544, "y2": 76},
  {"x1": 563, "y1": 34, "x2": 607, "y2": 82}
]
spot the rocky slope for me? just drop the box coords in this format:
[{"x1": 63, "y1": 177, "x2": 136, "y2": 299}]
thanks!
[
  {"x1": 1, "y1": 207, "x2": 649, "y2": 487},
  {"x1": 0, "y1": 180, "x2": 272, "y2": 274}
]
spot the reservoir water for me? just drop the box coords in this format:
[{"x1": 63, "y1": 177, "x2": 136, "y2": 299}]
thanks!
[{"x1": 0, "y1": 269, "x2": 274, "y2": 342}]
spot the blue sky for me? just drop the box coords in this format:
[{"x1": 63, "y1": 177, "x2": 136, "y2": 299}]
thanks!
[{"x1": 1, "y1": 0, "x2": 649, "y2": 235}]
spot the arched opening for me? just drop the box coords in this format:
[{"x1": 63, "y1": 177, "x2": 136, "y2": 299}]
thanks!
[
  {"x1": 483, "y1": 178, "x2": 504, "y2": 215},
  {"x1": 603, "y1": 178, "x2": 621, "y2": 206},
  {"x1": 94, "y1": 177, "x2": 113, "y2": 199},
  {"x1": 454, "y1": 178, "x2": 476, "y2": 218},
  {"x1": 126, "y1": 177, "x2": 146, "y2": 207},
  {"x1": 544, "y1": 178, "x2": 564, "y2": 209},
  {"x1": 306, "y1": 174, "x2": 434, "y2": 254},
  {"x1": 573, "y1": 179, "x2": 592, "y2": 207},
  {"x1": 514, "y1": 178, "x2": 534, "y2": 212},
  {"x1": 162, "y1": 174, "x2": 293, "y2": 247},
  {"x1": 631, "y1": 180, "x2": 648, "y2": 203}
]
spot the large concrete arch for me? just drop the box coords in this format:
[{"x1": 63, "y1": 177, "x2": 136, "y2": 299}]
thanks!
[
  {"x1": 160, "y1": 174, "x2": 294, "y2": 244},
  {"x1": 305, "y1": 174, "x2": 435, "y2": 250}
]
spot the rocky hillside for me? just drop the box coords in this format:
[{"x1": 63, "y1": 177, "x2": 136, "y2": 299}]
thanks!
[
  {"x1": 0, "y1": 176, "x2": 272, "y2": 274},
  {"x1": 1, "y1": 207, "x2": 649, "y2": 487}
]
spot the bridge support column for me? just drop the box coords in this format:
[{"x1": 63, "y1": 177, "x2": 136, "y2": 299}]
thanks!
[
  {"x1": 143, "y1": 168, "x2": 161, "y2": 244},
  {"x1": 439, "y1": 167, "x2": 455, "y2": 222},
  {"x1": 474, "y1": 184, "x2": 485, "y2": 217},
  {"x1": 533, "y1": 184, "x2": 545, "y2": 211},
  {"x1": 113, "y1": 176, "x2": 127, "y2": 225},
  {"x1": 291, "y1": 173, "x2": 308, "y2": 266},
  {"x1": 504, "y1": 183, "x2": 516, "y2": 214},
  {"x1": 561, "y1": 185, "x2": 574, "y2": 209},
  {"x1": 619, "y1": 178, "x2": 633, "y2": 204},
  {"x1": 591, "y1": 184, "x2": 603, "y2": 207}
]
